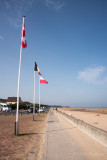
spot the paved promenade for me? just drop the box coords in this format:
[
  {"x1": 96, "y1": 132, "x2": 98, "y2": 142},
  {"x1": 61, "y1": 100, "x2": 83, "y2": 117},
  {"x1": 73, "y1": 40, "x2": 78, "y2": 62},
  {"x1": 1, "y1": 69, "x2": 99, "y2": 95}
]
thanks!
[
  {"x1": 42, "y1": 110, "x2": 87, "y2": 160},
  {"x1": 42, "y1": 109, "x2": 107, "y2": 160}
]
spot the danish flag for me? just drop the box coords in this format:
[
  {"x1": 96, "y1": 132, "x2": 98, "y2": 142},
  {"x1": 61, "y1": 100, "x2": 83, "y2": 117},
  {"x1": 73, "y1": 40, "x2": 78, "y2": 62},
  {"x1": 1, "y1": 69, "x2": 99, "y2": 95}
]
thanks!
[{"x1": 21, "y1": 20, "x2": 27, "y2": 49}]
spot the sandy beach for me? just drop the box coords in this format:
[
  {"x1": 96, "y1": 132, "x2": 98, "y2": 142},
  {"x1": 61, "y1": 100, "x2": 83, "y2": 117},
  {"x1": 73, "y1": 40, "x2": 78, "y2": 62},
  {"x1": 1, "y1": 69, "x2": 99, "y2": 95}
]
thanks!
[
  {"x1": 0, "y1": 113, "x2": 48, "y2": 160},
  {"x1": 58, "y1": 108, "x2": 107, "y2": 131}
]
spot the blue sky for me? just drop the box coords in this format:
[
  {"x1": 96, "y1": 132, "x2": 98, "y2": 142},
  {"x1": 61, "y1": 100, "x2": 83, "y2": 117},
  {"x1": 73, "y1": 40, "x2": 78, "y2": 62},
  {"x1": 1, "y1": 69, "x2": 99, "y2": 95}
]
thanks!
[{"x1": 0, "y1": 0, "x2": 107, "y2": 107}]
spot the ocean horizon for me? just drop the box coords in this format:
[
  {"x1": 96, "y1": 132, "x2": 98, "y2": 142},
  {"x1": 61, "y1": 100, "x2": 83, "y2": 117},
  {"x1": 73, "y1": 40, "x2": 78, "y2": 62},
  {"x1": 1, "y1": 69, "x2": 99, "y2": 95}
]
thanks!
[{"x1": 69, "y1": 106, "x2": 107, "y2": 109}]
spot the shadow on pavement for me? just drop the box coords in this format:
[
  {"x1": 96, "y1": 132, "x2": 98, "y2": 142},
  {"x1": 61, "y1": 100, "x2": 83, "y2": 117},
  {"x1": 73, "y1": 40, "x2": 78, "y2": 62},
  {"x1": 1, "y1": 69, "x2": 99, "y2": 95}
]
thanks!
[
  {"x1": 18, "y1": 132, "x2": 45, "y2": 136},
  {"x1": 47, "y1": 127, "x2": 77, "y2": 133}
]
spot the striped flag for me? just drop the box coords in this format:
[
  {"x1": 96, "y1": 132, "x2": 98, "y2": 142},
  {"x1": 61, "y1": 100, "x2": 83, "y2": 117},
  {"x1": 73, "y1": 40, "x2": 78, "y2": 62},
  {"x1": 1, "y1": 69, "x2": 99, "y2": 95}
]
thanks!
[
  {"x1": 37, "y1": 66, "x2": 42, "y2": 75},
  {"x1": 34, "y1": 60, "x2": 42, "y2": 75},
  {"x1": 40, "y1": 76, "x2": 48, "y2": 84},
  {"x1": 21, "y1": 20, "x2": 27, "y2": 49},
  {"x1": 34, "y1": 61, "x2": 38, "y2": 71}
]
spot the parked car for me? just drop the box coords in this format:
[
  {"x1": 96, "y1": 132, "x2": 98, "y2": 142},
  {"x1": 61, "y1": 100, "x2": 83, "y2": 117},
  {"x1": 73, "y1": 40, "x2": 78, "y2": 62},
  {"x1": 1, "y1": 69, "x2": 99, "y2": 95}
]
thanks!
[
  {"x1": 27, "y1": 107, "x2": 37, "y2": 113},
  {"x1": 37, "y1": 108, "x2": 44, "y2": 112},
  {"x1": 0, "y1": 103, "x2": 12, "y2": 112}
]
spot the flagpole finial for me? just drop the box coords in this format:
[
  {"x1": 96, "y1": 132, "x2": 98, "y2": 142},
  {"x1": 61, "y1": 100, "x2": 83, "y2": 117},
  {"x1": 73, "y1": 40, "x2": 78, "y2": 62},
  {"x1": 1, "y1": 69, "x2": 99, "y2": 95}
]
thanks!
[
  {"x1": 23, "y1": 16, "x2": 25, "y2": 24},
  {"x1": 23, "y1": 16, "x2": 25, "y2": 21}
]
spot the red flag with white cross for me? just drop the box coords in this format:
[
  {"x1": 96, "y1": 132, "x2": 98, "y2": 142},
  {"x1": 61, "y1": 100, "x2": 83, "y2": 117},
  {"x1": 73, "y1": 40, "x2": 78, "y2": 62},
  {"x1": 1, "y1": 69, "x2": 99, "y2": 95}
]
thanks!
[{"x1": 21, "y1": 19, "x2": 27, "y2": 49}]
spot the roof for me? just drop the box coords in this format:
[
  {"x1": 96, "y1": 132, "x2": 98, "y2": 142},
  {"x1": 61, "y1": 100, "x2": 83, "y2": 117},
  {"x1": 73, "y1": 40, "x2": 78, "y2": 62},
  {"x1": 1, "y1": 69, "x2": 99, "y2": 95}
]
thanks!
[{"x1": 7, "y1": 97, "x2": 22, "y2": 103}]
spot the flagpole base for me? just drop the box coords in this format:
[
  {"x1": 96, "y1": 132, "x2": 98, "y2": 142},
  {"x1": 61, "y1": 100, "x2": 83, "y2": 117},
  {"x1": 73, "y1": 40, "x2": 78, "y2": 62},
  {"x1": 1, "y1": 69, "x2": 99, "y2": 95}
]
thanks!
[
  {"x1": 33, "y1": 114, "x2": 35, "y2": 121},
  {"x1": 15, "y1": 122, "x2": 19, "y2": 135}
]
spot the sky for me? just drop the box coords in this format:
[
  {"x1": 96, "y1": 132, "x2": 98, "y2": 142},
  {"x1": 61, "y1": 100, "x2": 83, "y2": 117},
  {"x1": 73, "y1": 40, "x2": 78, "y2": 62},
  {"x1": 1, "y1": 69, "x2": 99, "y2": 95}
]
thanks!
[{"x1": 0, "y1": 0, "x2": 107, "y2": 107}]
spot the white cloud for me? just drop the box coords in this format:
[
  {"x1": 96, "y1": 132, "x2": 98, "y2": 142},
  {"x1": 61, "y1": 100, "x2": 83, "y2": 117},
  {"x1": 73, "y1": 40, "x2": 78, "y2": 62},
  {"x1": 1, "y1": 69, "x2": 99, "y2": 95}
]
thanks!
[
  {"x1": 0, "y1": 35, "x2": 4, "y2": 41},
  {"x1": 4, "y1": 0, "x2": 11, "y2": 9},
  {"x1": 43, "y1": 0, "x2": 64, "y2": 10},
  {"x1": 78, "y1": 66, "x2": 107, "y2": 85},
  {"x1": 0, "y1": 0, "x2": 64, "y2": 28},
  {"x1": 0, "y1": 0, "x2": 34, "y2": 28}
]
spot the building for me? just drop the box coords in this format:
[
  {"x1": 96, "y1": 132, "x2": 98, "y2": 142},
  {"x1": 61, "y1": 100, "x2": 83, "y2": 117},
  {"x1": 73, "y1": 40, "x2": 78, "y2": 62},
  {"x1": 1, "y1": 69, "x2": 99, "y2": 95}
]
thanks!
[{"x1": 7, "y1": 97, "x2": 22, "y2": 104}]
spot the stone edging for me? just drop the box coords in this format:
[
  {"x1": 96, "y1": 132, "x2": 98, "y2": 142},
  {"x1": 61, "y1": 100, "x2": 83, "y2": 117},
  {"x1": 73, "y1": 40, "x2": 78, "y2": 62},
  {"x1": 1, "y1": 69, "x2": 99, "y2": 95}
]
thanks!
[{"x1": 57, "y1": 111, "x2": 107, "y2": 147}]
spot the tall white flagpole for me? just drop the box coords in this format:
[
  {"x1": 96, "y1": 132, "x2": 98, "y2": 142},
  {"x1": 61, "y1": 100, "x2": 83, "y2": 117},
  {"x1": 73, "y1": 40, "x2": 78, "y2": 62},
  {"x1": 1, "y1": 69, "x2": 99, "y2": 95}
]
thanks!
[
  {"x1": 39, "y1": 76, "x2": 40, "y2": 115},
  {"x1": 33, "y1": 61, "x2": 36, "y2": 121},
  {"x1": 15, "y1": 16, "x2": 25, "y2": 135}
]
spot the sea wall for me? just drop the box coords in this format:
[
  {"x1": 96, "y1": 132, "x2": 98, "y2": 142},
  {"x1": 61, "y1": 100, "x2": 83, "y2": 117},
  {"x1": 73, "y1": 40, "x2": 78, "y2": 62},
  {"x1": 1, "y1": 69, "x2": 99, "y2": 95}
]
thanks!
[{"x1": 57, "y1": 111, "x2": 107, "y2": 147}]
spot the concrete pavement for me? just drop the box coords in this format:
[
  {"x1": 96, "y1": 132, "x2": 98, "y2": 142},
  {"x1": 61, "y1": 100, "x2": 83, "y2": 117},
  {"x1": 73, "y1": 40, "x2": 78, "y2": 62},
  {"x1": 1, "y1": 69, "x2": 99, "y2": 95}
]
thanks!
[{"x1": 42, "y1": 110, "x2": 87, "y2": 160}]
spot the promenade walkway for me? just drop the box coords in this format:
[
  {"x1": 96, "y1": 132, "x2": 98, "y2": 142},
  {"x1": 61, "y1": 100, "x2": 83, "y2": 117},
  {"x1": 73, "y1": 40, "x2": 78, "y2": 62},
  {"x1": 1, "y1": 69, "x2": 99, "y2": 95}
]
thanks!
[
  {"x1": 42, "y1": 109, "x2": 107, "y2": 160},
  {"x1": 42, "y1": 110, "x2": 87, "y2": 160}
]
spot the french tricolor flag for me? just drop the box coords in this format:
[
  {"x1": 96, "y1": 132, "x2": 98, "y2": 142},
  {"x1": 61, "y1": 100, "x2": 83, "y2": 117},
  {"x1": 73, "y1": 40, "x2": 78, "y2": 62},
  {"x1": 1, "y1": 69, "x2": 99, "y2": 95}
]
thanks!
[{"x1": 40, "y1": 76, "x2": 48, "y2": 84}]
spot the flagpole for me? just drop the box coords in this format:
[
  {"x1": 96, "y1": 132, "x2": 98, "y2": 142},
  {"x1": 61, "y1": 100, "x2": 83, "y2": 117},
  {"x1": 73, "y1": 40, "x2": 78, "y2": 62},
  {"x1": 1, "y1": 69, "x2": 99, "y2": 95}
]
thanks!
[
  {"x1": 33, "y1": 61, "x2": 36, "y2": 121},
  {"x1": 15, "y1": 46, "x2": 22, "y2": 135},
  {"x1": 39, "y1": 76, "x2": 40, "y2": 115},
  {"x1": 15, "y1": 16, "x2": 25, "y2": 135}
]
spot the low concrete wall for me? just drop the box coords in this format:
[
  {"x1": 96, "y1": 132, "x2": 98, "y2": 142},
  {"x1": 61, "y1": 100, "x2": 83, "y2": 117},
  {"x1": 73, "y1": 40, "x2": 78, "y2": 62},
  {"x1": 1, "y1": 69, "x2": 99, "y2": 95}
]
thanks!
[{"x1": 57, "y1": 111, "x2": 107, "y2": 147}]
